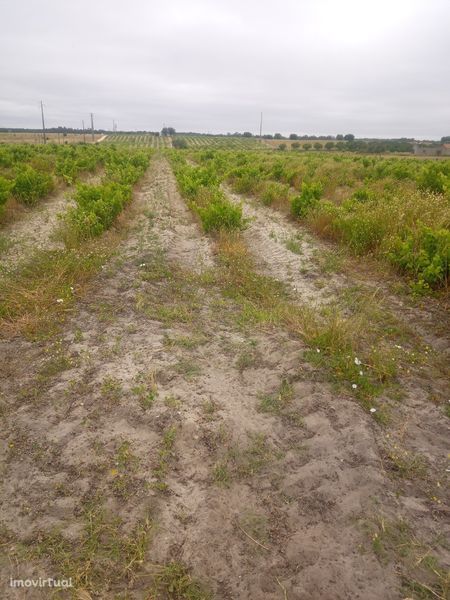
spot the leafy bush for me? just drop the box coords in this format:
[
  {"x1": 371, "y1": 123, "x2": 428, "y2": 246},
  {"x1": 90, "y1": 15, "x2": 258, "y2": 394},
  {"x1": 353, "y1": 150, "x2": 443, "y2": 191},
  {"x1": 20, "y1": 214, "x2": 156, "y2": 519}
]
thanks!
[
  {"x1": 388, "y1": 227, "x2": 450, "y2": 290},
  {"x1": 260, "y1": 181, "x2": 289, "y2": 206},
  {"x1": 291, "y1": 182, "x2": 323, "y2": 218},
  {"x1": 66, "y1": 182, "x2": 132, "y2": 240},
  {"x1": 172, "y1": 138, "x2": 188, "y2": 149},
  {"x1": 0, "y1": 176, "x2": 12, "y2": 208},
  {"x1": 417, "y1": 163, "x2": 449, "y2": 194},
  {"x1": 13, "y1": 166, "x2": 54, "y2": 205},
  {"x1": 197, "y1": 194, "x2": 244, "y2": 232},
  {"x1": 332, "y1": 209, "x2": 388, "y2": 254}
]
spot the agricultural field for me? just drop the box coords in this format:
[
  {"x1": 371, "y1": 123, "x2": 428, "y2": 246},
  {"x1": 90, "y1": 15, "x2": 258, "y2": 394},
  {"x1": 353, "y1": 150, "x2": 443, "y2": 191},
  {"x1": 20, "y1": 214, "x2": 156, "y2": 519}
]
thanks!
[
  {"x1": 0, "y1": 143, "x2": 449, "y2": 599},
  {"x1": 176, "y1": 135, "x2": 262, "y2": 149},
  {"x1": 103, "y1": 133, "x2": 172, "y2": 148},
  {"x1": 0, "y1": 132, "x2": 103, "y2": 145}
]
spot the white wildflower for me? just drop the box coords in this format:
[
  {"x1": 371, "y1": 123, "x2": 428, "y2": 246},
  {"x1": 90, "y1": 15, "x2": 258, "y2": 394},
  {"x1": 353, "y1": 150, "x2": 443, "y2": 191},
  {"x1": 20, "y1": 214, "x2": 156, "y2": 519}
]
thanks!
[
  {"x1": 359, "y1": 370, "x2": 363, "y2": 376},
  {"x1": 352, "y1": 383, "x2": 357, "y2": 389},
  {"x1": 354, "y1": 357, "x2": 361, "y2": 366},
  {"x1": 370, "y1": 408, "x2": 377, "y2": 413},
  {"x1": 316, "y1": 348, "x2": 321, "y2": 353},
  {"x1": 56, "y1": 298, "x2": 64, "y2": 304}
]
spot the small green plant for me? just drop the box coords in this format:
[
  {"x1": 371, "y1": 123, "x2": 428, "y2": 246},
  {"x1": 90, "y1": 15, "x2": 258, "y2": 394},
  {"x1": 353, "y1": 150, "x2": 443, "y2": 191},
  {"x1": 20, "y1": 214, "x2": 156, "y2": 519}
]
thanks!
[
  {"x1": 13, "y1": 166, "x2": 54, "y2": 205},
  {"x1": 151, "y1": 561, "x2": 211, "y2": 599},
  {"x1": 259, "y1": 379, "x2": 293, "y2": 414},
  {"x1": 151, "y1": 426, "x2": 177, "y2": 491},
  {"x1": 0, "y1": 175, "x2": 12, "y2": 210},
  {"x1": 284, "y1": 233, "x2": 303, "y2": 254},
  {"x1": 291, "y1": 181, "x2": 323, "y2": 218},
  {"x1": 100, "y1": 376, "x2": 123, "y2": 403}
]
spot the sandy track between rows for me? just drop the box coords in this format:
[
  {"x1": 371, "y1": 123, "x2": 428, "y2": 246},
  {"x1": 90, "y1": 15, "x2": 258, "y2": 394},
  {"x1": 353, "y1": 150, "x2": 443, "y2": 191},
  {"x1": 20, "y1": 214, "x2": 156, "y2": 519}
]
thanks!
[{"x1": 0, "y1": 158, "x2": 447, "y2": 599}]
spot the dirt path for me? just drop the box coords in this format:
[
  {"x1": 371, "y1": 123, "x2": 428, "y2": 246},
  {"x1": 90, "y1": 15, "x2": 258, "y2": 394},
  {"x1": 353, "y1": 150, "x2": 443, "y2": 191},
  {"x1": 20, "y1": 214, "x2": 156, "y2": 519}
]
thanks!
[
  {"x1": 226, "y1": 186, "x2": 348, "y2": 306},
  {"x1": 0, "y1": 158, "x2": 447, "y2": 599}
]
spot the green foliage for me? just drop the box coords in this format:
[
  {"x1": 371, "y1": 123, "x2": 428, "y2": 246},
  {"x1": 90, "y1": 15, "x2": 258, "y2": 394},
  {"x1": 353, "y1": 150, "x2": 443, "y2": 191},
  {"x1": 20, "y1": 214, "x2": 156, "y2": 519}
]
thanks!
[
  {"x1": 260, "y1": 181, "x2": 289, "y2": 206},
  {"x1": 388, "y1": 227, "x2": 450, "y2": 290},
  {"x1": 291, "y1": 181, "x2": 323, "y2": 218},
  {"x1": 172, "y1": 137, "x2": 188, "y2": 149},
  {"x1": 197, "y1": 194, "x2": 244, "y2": 232},
  {"x1": 417, "y1": 162, "x2": 450, "y2": 194},
  {"x1": 66, "y1": 182, "x2": 132, "y2": 240},
  {"x1": 170, "y1": 153, "x2": 244, "y2": 232},
  {"x1": 190, "y1": 148, "x2": 450, "y2": 292},
  {"x1": 0, "y1": 175, "x2": 12, "y2": 207},
  {"x1": 13, "y1": 165, "x2": 54, "y2": 205},
  {"x1": 63, "y1": 147, "x2": 151, "y2": 242}
]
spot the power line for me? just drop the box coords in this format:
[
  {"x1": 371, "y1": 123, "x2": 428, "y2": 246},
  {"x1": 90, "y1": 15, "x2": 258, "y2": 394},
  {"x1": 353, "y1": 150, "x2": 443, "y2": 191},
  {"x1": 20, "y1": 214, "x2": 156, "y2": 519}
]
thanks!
[{"x1": 40, "y1": 100, "x2": 47, "y2": 144}]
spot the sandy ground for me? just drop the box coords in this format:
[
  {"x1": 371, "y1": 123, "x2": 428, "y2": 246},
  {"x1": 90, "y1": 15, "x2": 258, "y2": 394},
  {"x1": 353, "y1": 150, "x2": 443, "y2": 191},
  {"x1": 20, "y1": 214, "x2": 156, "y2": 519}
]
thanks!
[
  {"x1": 0, "y1": 158, "x2": 448, "y2": 599},
  {"x1": 226, "y1": 186, "x2": 347, "y2": 306}
]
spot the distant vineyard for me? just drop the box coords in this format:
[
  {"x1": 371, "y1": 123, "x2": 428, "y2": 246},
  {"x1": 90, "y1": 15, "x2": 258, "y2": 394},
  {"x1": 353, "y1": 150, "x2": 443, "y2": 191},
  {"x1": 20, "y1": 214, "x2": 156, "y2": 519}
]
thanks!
[
  {"x1": 102, "y1": 134, "x2": 262, "y2": 149},
  {"x1": 177, "y1": 136, "x2": 261, "y2": 149},
  {"x1": 103, "y1": 134, "x2": 172, "y2": 148}
]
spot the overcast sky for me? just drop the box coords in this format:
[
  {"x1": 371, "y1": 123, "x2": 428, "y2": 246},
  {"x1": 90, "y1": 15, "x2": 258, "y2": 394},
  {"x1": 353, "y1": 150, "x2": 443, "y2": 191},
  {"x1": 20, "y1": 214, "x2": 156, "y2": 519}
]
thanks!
[{"x1": 0, "y1": 0, "x2": 449, "y2": 138}]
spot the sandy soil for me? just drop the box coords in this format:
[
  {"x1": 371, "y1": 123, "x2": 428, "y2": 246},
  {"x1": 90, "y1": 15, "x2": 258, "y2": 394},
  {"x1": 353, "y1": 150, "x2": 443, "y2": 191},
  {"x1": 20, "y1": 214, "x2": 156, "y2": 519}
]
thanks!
[
  {"x1": 0, "y1": 158, "x2": 448, "y2": 599},
  {"x1": 226, "y1": 186, "x2": 347, "y2": 306}
]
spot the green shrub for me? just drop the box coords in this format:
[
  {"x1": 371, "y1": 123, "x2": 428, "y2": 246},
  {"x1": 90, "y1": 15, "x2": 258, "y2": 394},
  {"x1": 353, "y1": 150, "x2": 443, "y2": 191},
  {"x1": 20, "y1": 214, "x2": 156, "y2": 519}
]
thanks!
[
  {"x1": 291, "y1": 181, "x2": 323, "y2": 218},
  {"x1": 197, "y1": 194, "x2": 244, "y2": 233},
  {"x1": 66, "y1": 182, "x2": 132, "y2": 241},
  {"x1": 172, "y1": 138, "x2": 188, "y2": 149},
  {"x1": 13, "y1": 166, "x2": 54, "y2": 205},
  {"x1": 417, "y1": 163, "x2": 449, "y2": 194},
  {"x1": 333, "y1": 211, "x2": 387, "y2": 254},
  {"x1": 388, "y1": 226, "x2": 450, "y2": 290},
  {"x1": 260, "y1": 181, "x2": 289, "y2": 206},
  {"x1": 0, "y1": 176, "x2": 12, "y2": 208}
]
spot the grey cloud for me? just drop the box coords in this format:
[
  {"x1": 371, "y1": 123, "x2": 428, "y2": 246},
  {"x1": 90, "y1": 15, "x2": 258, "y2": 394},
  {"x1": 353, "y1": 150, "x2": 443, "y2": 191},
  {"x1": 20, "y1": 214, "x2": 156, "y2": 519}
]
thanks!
[{"x1": 0, "y1": 0, "x2": 449, "y2": 138}]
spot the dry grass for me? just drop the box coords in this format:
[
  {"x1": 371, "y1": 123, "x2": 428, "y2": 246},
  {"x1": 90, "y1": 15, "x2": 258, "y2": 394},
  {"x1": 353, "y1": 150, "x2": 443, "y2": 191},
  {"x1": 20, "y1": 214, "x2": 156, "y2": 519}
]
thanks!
[
  {"x1": 0, "y1": 206, "x2": 136, "y2": 339},
  {"x1": 0, "y1": 132, "x2": 102, "y2": 145}
]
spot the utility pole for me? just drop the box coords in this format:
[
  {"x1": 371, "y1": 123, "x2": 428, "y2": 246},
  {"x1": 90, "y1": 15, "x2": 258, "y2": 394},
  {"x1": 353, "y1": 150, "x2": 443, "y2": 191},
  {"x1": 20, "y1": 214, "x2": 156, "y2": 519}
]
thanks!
[
  {"x1": 40, "y1": 100, "x2": 47, "y2": 144},
  {"x1": 259, "y1": 112, "x2": 263, "y2": 143},
  {"x1": 90, "y1": 113, "x2": 94, "y2": 142},
  {"x1": 82, "y1": 120, "x2": 86, "y2": 143}
]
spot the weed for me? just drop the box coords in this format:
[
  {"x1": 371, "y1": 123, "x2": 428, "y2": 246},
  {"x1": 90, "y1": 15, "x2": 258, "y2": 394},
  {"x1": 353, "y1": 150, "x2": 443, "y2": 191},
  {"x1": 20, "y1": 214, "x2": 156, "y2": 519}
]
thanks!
[
  {"x1": 132, "y1": 371, "x2": 158, "y2": 410},
  {"x1": 111, "y1": 440, "x2": 140, "y2": 498},
  {"x1": 165, "y1": 394, "x2": 182, "y2": 409},
  {"x1": 8, "y1": 500, "x2": 153, "y2": 595},
  {"x1": 284, "y1": 233, "x2": 303, "y2": 254},
  {"x1": 382, "y1": 444, "x2": 428, "y2": 479},
  {"x1": 151, "y1": 561, "x2": 211, "y2": 599},
  {"x1": 174, "y1": 359, "x2": 201, "y2": 380},
  {"x1": 100, "y1": 376, "x2": 123, "y2": 403},
  {"x1": 259, "y1": 379, "x2": 293, "y2": 414},
  {"x1": 363, "y1": 515, "x2": 449, "y2": 599},
  {"x1": 151, "y1": 426, "x2": 177, "y2": 491}
]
